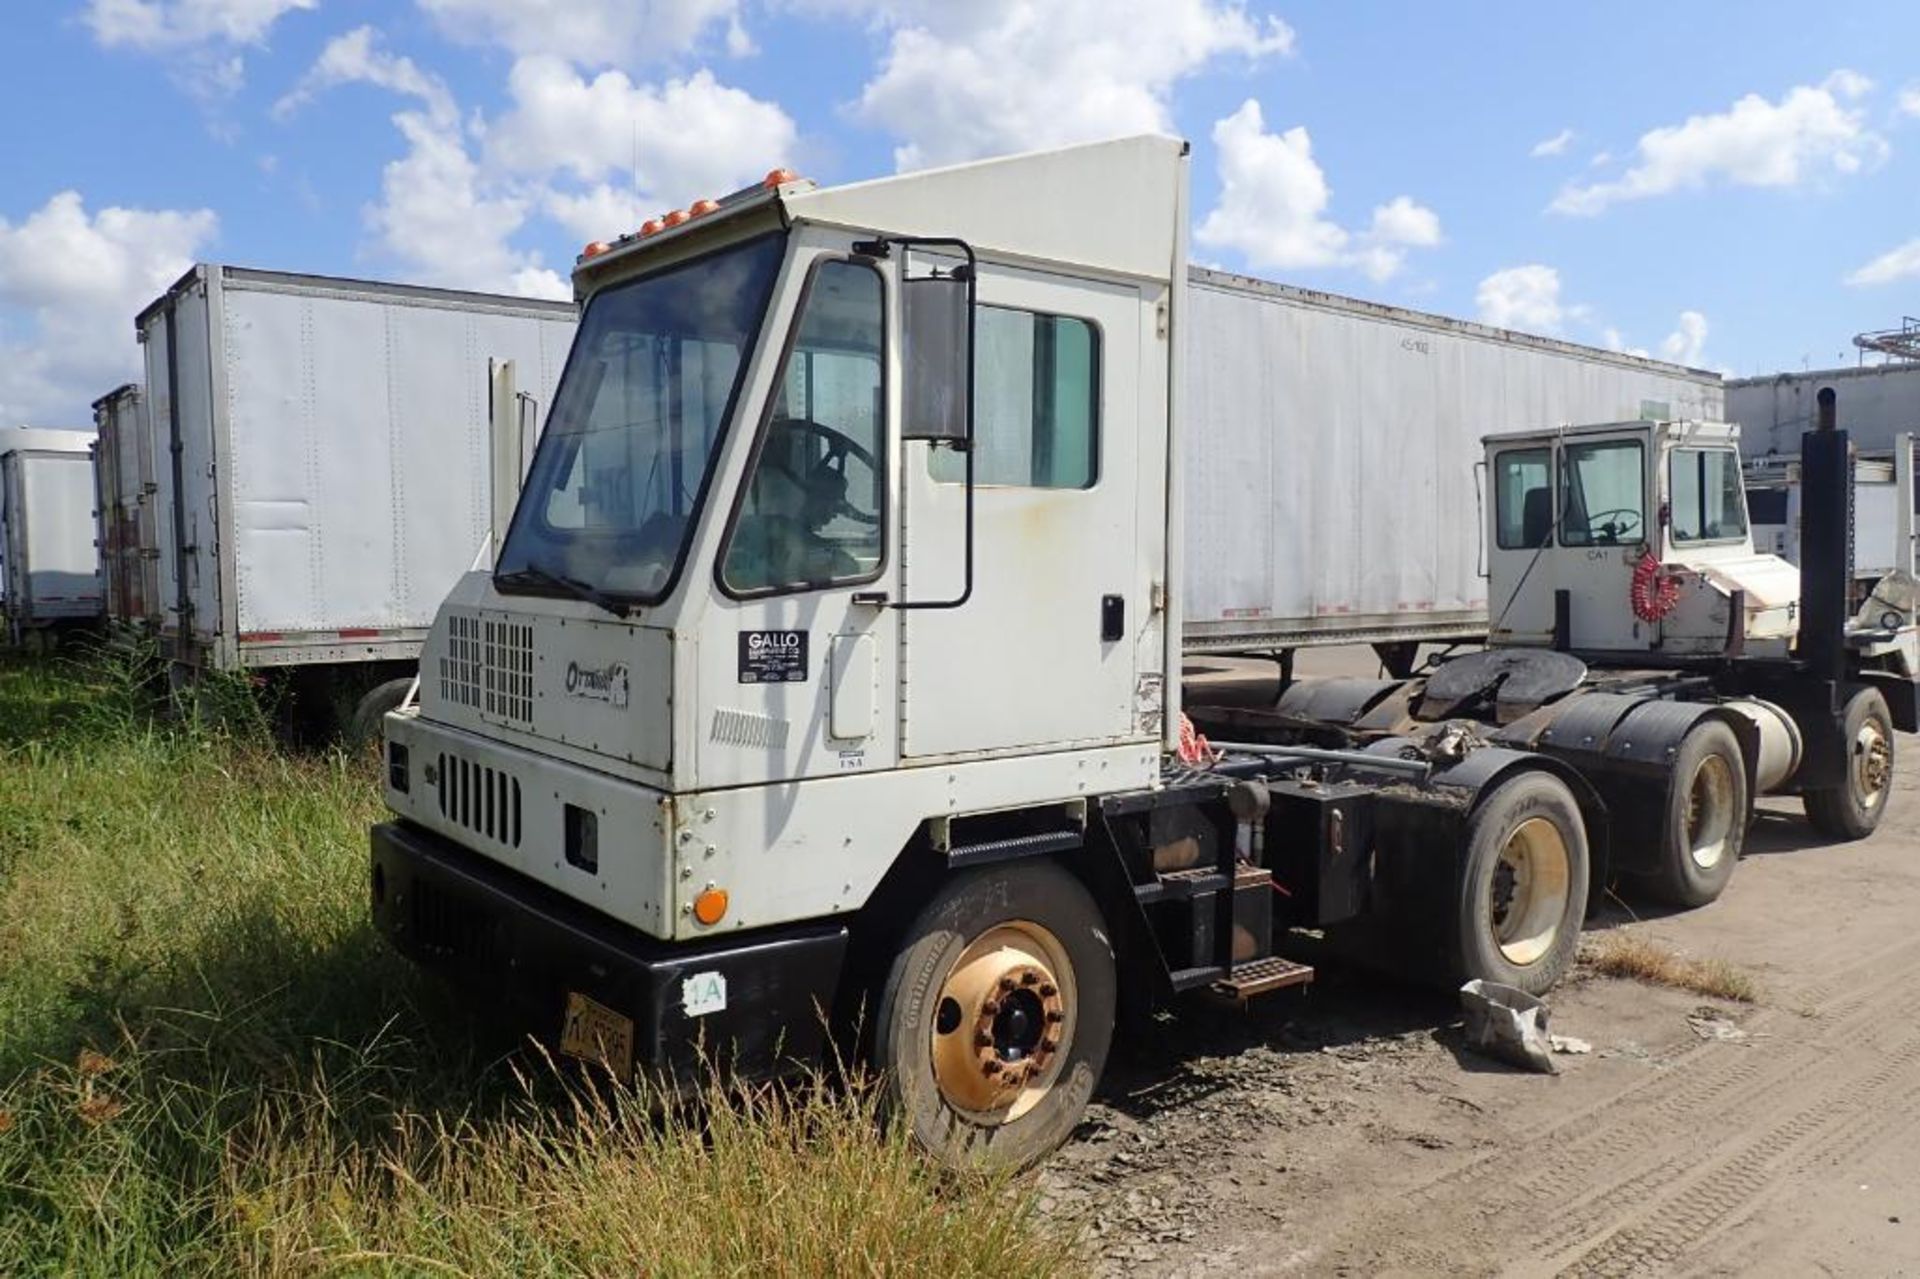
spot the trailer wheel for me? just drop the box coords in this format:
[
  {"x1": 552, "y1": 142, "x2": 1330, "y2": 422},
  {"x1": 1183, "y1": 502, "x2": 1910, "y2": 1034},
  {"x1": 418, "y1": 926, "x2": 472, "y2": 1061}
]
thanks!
[
  {"x1": 1640, "y1": 720, "x2": 1748, "y2": 908},
  {"x1": 1804, "y1": 688, "x2": 1895, "y2": 840},
  {"x1": 346, "y1": 677, "x2": 415, "y2": 751},
  {"x1": 873, "y1": 860, "x2": 1114, "y2": 1171},
  {"x1": 1455, "y1": 771, "x2": 1588, "y2": 995}
]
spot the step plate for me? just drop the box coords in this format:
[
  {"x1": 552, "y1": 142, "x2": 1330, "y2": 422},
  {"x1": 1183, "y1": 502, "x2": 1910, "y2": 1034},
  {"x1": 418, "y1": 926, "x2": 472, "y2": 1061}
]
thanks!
[{"x1": 1214, "y1": 956, "x2": 1315, "y2": 1000}]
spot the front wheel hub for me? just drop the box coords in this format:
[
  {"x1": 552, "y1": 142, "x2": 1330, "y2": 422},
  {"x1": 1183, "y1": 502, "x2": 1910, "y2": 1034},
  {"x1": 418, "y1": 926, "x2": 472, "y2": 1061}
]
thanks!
[{"x1": 929, "y1": 923, "x2": 1074, "y2": 1120}]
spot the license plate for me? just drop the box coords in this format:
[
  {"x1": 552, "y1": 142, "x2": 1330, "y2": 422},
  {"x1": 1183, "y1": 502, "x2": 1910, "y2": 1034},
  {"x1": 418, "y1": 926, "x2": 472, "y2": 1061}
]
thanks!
[{"x1": 560, "y1": 992, "x2": 635, "y2": 1079}]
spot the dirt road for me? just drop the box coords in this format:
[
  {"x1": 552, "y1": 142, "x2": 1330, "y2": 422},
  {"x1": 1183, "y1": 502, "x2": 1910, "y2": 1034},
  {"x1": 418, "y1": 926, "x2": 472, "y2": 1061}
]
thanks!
[{"x1": 1042, "y1": 657, "x2": 1920, "y2": 1276}]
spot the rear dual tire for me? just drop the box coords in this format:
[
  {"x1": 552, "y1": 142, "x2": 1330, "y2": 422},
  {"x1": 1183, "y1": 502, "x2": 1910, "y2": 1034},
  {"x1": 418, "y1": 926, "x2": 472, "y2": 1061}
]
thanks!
[
  {"x1": 1451, "y1": 771, "x2": 1590, "y2": 995},
  {"x1": 1637, "y1": 720, "x2": 1747, "y2": 909}
]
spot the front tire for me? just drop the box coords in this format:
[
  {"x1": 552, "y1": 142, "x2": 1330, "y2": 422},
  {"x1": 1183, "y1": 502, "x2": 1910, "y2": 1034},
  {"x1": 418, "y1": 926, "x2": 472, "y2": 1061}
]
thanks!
[
  {"x1": 1452, "y1": 771, "x2": 1589, "y2": 995},
  {"x1": 873, "y1": 860, "x2": 1115, "y2": 1171},
  {"x1": 1639, "y1": 720, "x2": 1748, "y2": 908},
  {"x1": 1804, "y1": 687, "x2": 1895, "y2": 840}
]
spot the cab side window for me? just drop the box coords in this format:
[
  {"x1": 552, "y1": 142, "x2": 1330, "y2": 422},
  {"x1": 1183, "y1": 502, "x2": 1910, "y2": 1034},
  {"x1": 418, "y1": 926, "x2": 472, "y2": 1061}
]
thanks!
[
  {"x1": 721, "y1": 260, "x2": 886, "y2": 595},
  {"x1": 931, "y1": 307, "x2": 1098, "y2": 488},
  {"x1": 1495, "y1": 447, "x2": 1553, "y2": 549}
]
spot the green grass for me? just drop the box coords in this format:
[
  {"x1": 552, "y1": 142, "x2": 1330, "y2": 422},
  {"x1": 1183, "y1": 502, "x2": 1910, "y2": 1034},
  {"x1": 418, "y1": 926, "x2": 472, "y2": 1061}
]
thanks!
[{"x1": 0, "y1": 646, "x2": 1079, "y2": 1276}]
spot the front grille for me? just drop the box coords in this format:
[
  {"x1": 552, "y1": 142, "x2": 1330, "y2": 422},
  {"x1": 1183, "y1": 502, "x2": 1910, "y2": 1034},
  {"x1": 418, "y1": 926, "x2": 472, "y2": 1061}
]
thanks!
[
  {"x1": 436, "y1": 751, "x2": 523, "y2": 848},
  {"x1": 439, "y1": 612, "x2": 534, "y2": 727}
]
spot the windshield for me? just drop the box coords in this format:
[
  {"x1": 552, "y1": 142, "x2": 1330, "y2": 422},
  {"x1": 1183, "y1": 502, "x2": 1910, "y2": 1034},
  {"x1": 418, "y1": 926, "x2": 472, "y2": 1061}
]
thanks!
[{"x1": 495, "y1": 233, "x2": 785, "y2": 604}]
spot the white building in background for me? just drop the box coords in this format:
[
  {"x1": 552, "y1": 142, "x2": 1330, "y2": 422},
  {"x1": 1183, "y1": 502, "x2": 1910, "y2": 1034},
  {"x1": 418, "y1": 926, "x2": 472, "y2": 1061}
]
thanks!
[{"x1": 1729, "y1": 362, "x2": 1920, "y2": 458}]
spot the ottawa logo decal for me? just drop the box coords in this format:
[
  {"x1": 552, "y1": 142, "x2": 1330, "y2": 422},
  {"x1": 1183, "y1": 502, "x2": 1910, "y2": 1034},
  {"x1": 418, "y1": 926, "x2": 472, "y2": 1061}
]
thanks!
[{"x1": 565, "y1": 660, "x2": 630, "y2": 708}]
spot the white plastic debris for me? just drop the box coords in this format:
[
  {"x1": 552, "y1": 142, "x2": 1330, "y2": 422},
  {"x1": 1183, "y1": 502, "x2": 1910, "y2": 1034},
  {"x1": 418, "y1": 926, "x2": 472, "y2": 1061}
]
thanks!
[
  {"x1": 1459, "y1": 979, "x2": 1557, "y2": 1074},
  {"x1": 1549, "y1": 1035, "x2": 1593, "y2": 1055}
]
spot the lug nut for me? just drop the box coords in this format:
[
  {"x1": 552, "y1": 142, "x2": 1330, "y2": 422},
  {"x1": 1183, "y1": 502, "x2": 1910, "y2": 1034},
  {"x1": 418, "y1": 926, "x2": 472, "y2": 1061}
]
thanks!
[
  {"x1": 982, "y1": 1060, "x2": 1002, "y2": 1076},
  {"x1": 981, "y1": 1000, "x2": 999, "y2": 1016},
  {"x1": 974, "y1": 1031, "x2": 992, "y2": 1048},
  {"x1": 998, "y1": 976, "x2": 1017, "y2": 992},
  {"x1": 1041, "y1": 1037, "x2": 1059, "y2": 1053},
  {"x1": 1045, "y1": 1010, "x2": 1065, "y2": 1023},
  {"x1": 1039, "y1": 983, "x2": 1057, "y2": 997},
  {"x1": 1020, "y1": 971, "x2": 1039, "y2": 986}
]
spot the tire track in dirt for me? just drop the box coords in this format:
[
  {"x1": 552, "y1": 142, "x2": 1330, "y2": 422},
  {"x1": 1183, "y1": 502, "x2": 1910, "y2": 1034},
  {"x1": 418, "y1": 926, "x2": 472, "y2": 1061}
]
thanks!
[
  {"x1": 1328, "y1": 932, "x2": 1920, "y2": 1272},
  {"x1": 1547, "y1": 1025, "x2": 1920, "y2": 1275}
]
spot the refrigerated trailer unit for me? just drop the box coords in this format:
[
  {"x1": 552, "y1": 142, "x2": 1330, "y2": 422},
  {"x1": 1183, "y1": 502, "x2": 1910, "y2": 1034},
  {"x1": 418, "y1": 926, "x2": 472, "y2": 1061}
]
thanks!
[
  {"x1": 136, "y1": 265, "x2": 576, "y2": 719},
  {"x1": 2, "y1": 439, "x2": 104, "y2": 643},
  {"x1": 368, "y1": 137, "x2": 1893, "y2": 1173}
]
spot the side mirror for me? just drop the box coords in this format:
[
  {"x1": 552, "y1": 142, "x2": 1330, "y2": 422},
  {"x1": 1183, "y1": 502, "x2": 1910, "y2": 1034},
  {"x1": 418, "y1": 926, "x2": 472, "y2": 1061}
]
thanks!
[{"x1": 898, "y1": 247, "x2": 975, "y2": 446}]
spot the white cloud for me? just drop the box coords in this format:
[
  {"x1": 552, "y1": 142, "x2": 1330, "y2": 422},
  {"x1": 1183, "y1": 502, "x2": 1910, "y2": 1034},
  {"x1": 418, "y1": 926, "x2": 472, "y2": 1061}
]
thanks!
[
  {"x1": 86, "y1": 0, "x2": 314, "y2": 108},
  {"x1": 274, "y1": 25, "x2": 457, "y2": 124},
  {"x1": 1530, "y1": 127, "x2": 1574, "y2": 158},
  {"x1": 841, "y1": 0, "x2": 1294, "y2": 171},
  {"x1": 414, "y1": 0, "x2": 741, "y2": 66},
  {"x1": 1602, "y1": 327, "x2": 1650, "y2": 359},
  {"x1": 85, "y1": 0, "x2": 314, "y2": 47},
  {"x1": 1551, "y1": 71, "x2": 1886, "y2": 215},
  {"x1": 1901, "y1": 85, "x2": 1920, "y2": 118},
  {"x1": 1660, "y1": 310, "x2": 1710, "y2": 365},
  {"x1": 544, "y1": 185, "x2": 648, "y2": 244},
  {"x1": 489, "y1": 57, "x2": 797, "y2": 202},
  {"x1": 1369, "y1": 195, "x2": 1442, "y2": 247},
  {"x1": 366, "y1": 109, "x2": 560, "y2": 297},
  {"x1": 1476, "y1": 264, "x2": 1563, "y2": 334},
  {"x1": 0, "y1": 192, "x2": 218, "y2": 426},
  {"x1": 1195, "y1": 100, "x2": 1441, "y2": 283},
  {"x1": 330, "y1": 45, "x2": 784, "y2": 294},
  {"x1": 1847, "y1": 238, "x2": 1920, "y2": 286}
]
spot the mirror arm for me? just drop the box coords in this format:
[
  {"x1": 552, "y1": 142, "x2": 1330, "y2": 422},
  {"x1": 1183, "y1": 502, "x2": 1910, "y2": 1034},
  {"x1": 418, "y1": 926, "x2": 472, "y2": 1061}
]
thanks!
[{"x1": 878, "y1": 235, "x2": 977, "y2": 612}]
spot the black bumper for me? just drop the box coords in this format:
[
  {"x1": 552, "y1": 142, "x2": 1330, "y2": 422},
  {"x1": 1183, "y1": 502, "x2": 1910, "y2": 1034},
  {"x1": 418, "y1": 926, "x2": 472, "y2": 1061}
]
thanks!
[{"x1": 370, "y1": 821, "x2": 848, "y2": 1079}]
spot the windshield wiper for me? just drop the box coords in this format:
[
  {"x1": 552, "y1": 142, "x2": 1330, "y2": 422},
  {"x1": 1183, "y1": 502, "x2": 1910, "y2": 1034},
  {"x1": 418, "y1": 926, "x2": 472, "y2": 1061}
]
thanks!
[{"x1": 494, "y1": 564, "x2": 629, "y2": 619}]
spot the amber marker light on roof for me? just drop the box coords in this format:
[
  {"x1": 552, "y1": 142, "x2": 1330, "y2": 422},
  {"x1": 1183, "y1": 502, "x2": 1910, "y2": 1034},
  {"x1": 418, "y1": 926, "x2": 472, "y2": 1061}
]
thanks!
[
  {"x1": 662, "y1": 209, "x2": 689, "y2": 227},
  {"x1": 763, "y1": 167, "x2": 800, "y2": 188},
  {"x1": 688, "y1": 198, "x2": 720, "y2": 217},
  {"x1": 580, "y1": 241, "x2": 610, "y2": 259}
]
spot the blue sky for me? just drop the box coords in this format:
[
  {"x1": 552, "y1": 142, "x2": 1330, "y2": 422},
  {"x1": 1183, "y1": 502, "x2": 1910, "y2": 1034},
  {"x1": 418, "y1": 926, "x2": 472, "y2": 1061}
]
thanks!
[{"x1": 3, "y1": 1, "x2": 1918, "y2": 427}]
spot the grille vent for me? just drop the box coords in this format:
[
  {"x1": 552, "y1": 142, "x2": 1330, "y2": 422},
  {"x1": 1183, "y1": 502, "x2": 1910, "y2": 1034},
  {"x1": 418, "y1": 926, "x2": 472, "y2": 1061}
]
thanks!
[
  {"x1": 439, "y1": 612, "x2": 534, "y2": 726},
  {"x1": 711, "y1": 708, "x2": 791, "y2": 750},
  {"x1": 436, "y1": 751, "x2": 523, "y2": 848}
]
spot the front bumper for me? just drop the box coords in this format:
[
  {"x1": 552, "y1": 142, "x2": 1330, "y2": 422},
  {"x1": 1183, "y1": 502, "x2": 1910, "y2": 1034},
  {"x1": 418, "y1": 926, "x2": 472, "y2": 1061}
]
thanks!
[{"x1": 370, "y1": 820, "x2": 848, "y2": 1078}]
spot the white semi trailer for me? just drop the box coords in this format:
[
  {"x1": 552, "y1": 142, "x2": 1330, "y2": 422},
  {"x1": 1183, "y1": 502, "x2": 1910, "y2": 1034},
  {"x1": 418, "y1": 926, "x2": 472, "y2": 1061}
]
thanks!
[
  {"x1": 1, "y1": 432, "x2": 104, "y2": 645},
  {"x1": 368, "y1": 138, "x2": 1903, "y2": 1170},
  {"x1": 132, "y1": 265, "x2": 576, "y2": 732}
]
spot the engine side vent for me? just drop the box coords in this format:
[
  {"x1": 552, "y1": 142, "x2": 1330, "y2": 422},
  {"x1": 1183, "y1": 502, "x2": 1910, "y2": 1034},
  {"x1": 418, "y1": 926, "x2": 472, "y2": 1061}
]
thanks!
[
  {"x1": 441, "y1": 613, "x2": 482, "y2": 710},
  {"x1": 481, "y1": 619, "x2": 534, "y2": 725},
  {"x1": 711, "y1": 707, "x2": 791, "y2": 750},
  {"x1": 436, "y1": 751, "x2": 523, "y2": 848}
]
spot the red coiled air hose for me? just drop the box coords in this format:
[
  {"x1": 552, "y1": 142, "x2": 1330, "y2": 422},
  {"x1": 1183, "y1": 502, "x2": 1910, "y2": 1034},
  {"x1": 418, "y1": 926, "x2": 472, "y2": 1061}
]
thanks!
[{"x1": 1630, "y1": 548, "x2": 1681, "y2": 622}]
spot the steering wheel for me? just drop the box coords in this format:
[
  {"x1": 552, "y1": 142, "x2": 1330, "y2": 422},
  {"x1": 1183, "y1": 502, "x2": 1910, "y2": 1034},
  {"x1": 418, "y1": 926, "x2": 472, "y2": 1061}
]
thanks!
[
  {"x1": 759, "y1": 417, "x2": 881, "y2": 527},
  {"x1": 1579, "y1": 507, "x2": 1642, "y2": 542}
]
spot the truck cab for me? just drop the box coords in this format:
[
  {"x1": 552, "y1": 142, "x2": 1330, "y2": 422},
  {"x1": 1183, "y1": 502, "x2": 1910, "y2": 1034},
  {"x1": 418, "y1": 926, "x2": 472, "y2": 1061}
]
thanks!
[{"x1": 1486, "y1": 420, "x2": 1800, "y2": 657}]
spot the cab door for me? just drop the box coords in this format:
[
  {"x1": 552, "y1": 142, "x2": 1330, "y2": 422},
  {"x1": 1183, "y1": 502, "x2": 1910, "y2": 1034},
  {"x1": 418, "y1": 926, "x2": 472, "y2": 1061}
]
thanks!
[
  {"x1": 1552, "y1": 429, "x2": 1652, "y2": 650},
  {"x1": 696, "y1": 235, "x2": 899, "y2": 787},
  {"x1": 896, "y1": 259, "x2": 1157, "y2": 759},
  {"x1": 1486, "y1": 438, "x2": 1557, "y2": 645}
]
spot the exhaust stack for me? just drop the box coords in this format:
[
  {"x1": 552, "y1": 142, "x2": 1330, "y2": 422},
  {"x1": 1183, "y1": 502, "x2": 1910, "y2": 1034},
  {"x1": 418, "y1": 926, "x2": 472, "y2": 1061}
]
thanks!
[{"x1": 1798, "y1": 386, "x2": 1851, "y2": 683}]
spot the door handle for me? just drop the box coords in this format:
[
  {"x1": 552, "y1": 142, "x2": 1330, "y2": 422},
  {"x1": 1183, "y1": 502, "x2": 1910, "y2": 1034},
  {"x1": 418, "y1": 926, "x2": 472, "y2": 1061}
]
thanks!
[{"x1": 1101, "y1": 594, "x2": 1125, "y2": 642}]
